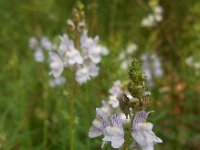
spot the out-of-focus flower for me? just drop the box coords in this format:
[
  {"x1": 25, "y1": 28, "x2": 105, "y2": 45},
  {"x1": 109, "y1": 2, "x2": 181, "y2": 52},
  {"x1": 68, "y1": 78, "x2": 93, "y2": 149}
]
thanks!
[
  {"x1": 75, "y1": 67, "x2": 90, "y2": 84},
  {"x1": 132, "y1": 111, "x2": 162, "y2": 150},
  {"x1": 34, "y1": 48, "x2": 44, "y2": 62},
  {"x1": 59, "y1": 34, "x2": 83, "y2": 66},
  {"x1": 49, "y1": 76, "x2": 66, "y2": 88},
  {"x1": 29, "y1": 36, "x2": 53, "y2": 62},
  {"x1": 119, "y1": 43, "x2": 138, "y2": 71},
  {"x1": 49, "y1": 52, "x2": 64, "y2": 78},
  {"x1": 80, "y1": 30, "x2": 100, "y2": 64},
  {"x1": 29, "y1": 37, "x2": 38, "y2": 49},
  {"x1": 141, "y1": 5, "x2": 163, "y2": 28},
  {"x1": 126, "y1": 43, "x2": 138, "y2": 54},
  {"x1": 57, "y1": 30, "x2": 109, "y2": 84},
  {"x1": 101, "y1": 101, "x2": 111, "y2": 115},
  {"x1": 108, "y1": 80, "x2": 122, "y2": 108},
  {"x1": 89, "y1": 108, "x2": 110, "y2": 138},
  {"x1": 141, "y1": 54, "x2": 163, "y2": 87},
  {"x1": 41, "y1": 37, "x2": 53, "y2": 50},
  {"x1": 102, "y1": 114, "x2": 124, "y2": 149}
]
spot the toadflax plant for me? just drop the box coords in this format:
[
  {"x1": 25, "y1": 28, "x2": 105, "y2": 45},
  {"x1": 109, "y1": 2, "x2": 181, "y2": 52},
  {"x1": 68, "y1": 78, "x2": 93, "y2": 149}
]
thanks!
[{"x1": 89, "y1": 58, "x2": 162, "y2": 149}]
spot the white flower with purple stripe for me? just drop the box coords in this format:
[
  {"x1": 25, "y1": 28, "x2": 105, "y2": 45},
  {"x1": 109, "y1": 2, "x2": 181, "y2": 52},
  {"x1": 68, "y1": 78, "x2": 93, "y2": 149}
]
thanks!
[
  {"x1": 132, "y1": 111, "x2": 162, "y2": 150},
  {"x1": 89, "y1": 108, "x2": 110, "y2": 138},
  {"x1": 102, "y1": 114, "x2": 124, "y2": 149}
]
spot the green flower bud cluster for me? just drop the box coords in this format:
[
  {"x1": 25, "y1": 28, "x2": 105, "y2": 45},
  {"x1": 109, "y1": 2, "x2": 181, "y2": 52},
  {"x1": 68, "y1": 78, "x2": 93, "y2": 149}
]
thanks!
[
  {"x1": 118, "y1": 59, "x2": 151, "y2": 116},
  {"x1": 128, "y1": 58, "x2": 146, "y2": 100}
]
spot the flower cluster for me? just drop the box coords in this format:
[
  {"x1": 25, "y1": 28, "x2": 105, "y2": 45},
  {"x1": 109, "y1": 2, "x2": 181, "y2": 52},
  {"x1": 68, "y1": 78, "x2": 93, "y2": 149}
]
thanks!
[
  {"x1": 89, "y1": 109, "x2": 124, "y2": 149},
  {"x1": 29, "y1": 36, "x2": 53, "y2": 62},
  {"x1": 49, "y1": 29, "x2": 108, "y2": 85},
  {"x1": 89, "y1": 59, "x2": 162, "y2": 149},
  {"x1": 141, "y1": 54, "x2": 163, "y2": 87},
  {"x1": 141, "y1": 5, "x2": 163, "y2": 28},
  {"x1": 89, "y1": 109, "x2": 162, "y2": 149},
  {"x1": 119, "y1": 43, "x2": 138, "y2": 71}
]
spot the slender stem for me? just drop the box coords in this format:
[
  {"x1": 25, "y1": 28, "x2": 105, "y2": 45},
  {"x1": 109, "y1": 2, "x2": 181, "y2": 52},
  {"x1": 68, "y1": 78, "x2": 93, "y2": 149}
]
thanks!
[
  {"x1": 69, "y1": 92, "x2": 75, "y2": 150},
  {"x1": 122, "y1": 116, "x2": 134, "y2": 150},
  {"x1": 43, "y1": 85, "x2": 49, "y2": 148}
]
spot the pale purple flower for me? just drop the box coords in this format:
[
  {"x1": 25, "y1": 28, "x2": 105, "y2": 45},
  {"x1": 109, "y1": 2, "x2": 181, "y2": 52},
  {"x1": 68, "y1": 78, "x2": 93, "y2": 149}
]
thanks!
[
  {"x1": 41, "y1": 37, "x2": 52, "y2": 50},
  {"x1": 102, "y1": 114, "x2": 124, "y2": 149},
  {"x1": 80, "y1": 30, "x2": 100, "y2": 64},
  {"x1": 132, "y1": 111, "x2": 163, "y2": 150},
  {"x1": 75, "y1": 67, "x2": 90, "y2": 85},
  {"x1": 49, "y1": 76, "x2": 66, "y2": 88},
  {"x1": 34, "y1": 48, "x2": 44, "y2": 62},
  {"x1": 29, "y1": 36, "x2": 53, "y2": 62},
  {"x1": 108, "y1": 80, "x2": 122, "y2": 108},
  {"x1": 87, "y1": 64, "x2": 99, "y2": 77},
  {"x1": 89, "y1": 108, "x2": 110, "y2": 138},
  {"x1": 101, "y1": 101, "x2": 111, "y2": 115},
  {"x1": 49, "y1": 52, "x2": 64, "y2": 78},
  {"x1": 59, "y1": 34, "x2": 83, "y2": 66},
  {"x1": 109, "y1": 80, "x2": 122, "y2": 95}
]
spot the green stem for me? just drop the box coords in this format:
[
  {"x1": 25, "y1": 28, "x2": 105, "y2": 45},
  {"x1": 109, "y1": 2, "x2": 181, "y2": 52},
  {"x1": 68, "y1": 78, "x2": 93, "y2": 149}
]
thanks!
[
  {"x1": 43, "y1": 85, "x2": 49, "y2": 148},
  {"x1": 69, "y1": 94, "x2": 75, "y2": 150},
  {"x1": 122, "y1": 116, "x2": 134, "y2": 150}
]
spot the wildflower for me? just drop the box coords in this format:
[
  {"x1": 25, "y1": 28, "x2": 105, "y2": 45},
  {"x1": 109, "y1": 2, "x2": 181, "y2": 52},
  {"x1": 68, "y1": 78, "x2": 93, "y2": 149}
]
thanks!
[
  {"x1": 132, "y1": 111, "x2": 162, "y2": 150},
  {"x1": 80, "y1": 30, "x2": 100, "y2": 64},
  {"x1": 34, "y1": 48, "x2": 44, "y2": 62},
  {"x1": 59, "y1": 34, "x2": 83, "y2": 66},
  {"x1": 75, "y1": 66, "x2": 90, "y2": 84},
  {"x1": 49, "y1": 76, "x2": 66, "y2": 88},
  {"x1": 89, "y1": 108, "x2": 110, "y2": 138},
  {"x1": 41, "y1": 36, "x2": 53, "y2": 50},
  {"x1": 100, "y1": 101, "x2": 111, "y2": 115},
  {"x1": 29, "y1": 36, "x2": 53, "y2": 62},
  {"x1": 108, "y1": 80, "x2": 122, "y2": 108},
  {"x1": 102, "y1": 114, "x2": 124, "y2": 149},
  {"x1": 49, "y1": 52, "x2": 64, "y2": 78},
  {"x1": 126, "y1": 43, "x2": 138, "y2": 54},
  {"x1": 29, "y1": 37, "x2": 38, "y2": 49},
  {"x1": 141, "y1": 5, "x2": 163, "y2": 27}
]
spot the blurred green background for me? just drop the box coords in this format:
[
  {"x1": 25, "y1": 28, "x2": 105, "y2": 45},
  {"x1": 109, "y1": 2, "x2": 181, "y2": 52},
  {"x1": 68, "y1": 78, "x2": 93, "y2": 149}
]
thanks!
[{"x1": 0, "y1": 0, "x2": 200, "y2": 149}]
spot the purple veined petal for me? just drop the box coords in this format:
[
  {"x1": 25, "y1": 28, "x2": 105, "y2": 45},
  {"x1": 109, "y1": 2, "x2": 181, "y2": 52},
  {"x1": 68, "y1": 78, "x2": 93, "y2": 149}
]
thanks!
[
  {"x1": 102, "y1": 119, "x2": 124, "y2": 149},
  {"x1": 133, "y1": 111, "x2": 152, "y2": 127},
  {"x1": 111, "y1": 136, "x2": 125, "y2": 149},
  {"x1": 111, "y1": 114, "x2": 123, "y2": 129},
  {"x1": 132, "y1": 122, "x2": 162, "y2": 150},
  {"x1": 96, "y1": 108, "x2": 111, "y2": 127},
  {"x1": 133, "y1": 111, "x2": 154, "y2": 127},
  {"x1": 89, "y1": 126, "x2": 103, "y2": 138}
]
